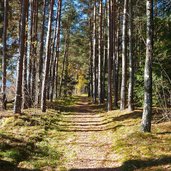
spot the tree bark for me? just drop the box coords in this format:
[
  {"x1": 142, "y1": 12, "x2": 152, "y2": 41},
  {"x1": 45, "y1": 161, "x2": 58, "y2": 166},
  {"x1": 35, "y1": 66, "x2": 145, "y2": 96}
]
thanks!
[
  {"x1": 51, "y1": 0, "x2": 62, "y2": 101},
  {"x1": 38, "y1": 0, "x2": 46, "y2": 104},
  {"x1": 32, "y1": 0, "x2": 38, "y2": 105},
  {"x1": 98, "y1": 0, "x2": 103, "y2": 104},
  {"x1": 14, "y1": 0, "x2": 28, "y2": 114},
  {"x1": 59, "y1": 31, "x2": 70, "y2": 97},
  {"x1": 27, "y1": 0, "x2": 33, "y2": 108},
  {"x1": 107, "y1": 0, "x2": 112, "y2": 111},
  {"x1": 141, "y1": 0, "x2": 153, "y2": 132},
  {"x1": 113, "y1": 1, "x2": 120, "y2": 108},
  {"x1": 22, "y1": 3, "x2": 29, "y2": 109},
  {"x1": 120, "y1": 0, "x2": 128, "y2": 110},
  {"x1": 128, "y1": 0, "x2": 134, "y2": 111},
  {"x1": 92, "y1": 0, "x2": 97, "y2": 103},
  {"x1": 41, "y1": 0, "x2": 54, "y2": 112},
  {"x1": 2, "y1": 0, "x2": 8, "y2": 110},
  {"x1": 55, "y1": 0, "x2": 62, "y2": 99}
]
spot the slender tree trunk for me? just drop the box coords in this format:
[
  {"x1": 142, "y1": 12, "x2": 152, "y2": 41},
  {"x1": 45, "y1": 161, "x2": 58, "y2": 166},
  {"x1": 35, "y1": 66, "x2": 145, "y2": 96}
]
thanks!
[
  {"x1": 32, "y1": 0, "x2": 38, "y2": 105},
  {"x1": 120, "y1": 0, "x2": 128, "y2": 110},
  {"x1": 41, "y1": 0, "x2": 54, "y2": 112},
  {"x1": 98, "y1": 0, "x2": 103, "y2": 104},
  {"x1": 141, "y1": 0, "x2": 153, "y2": 132},
  {"x1": 107, "y1": 0, "x2": 112, "y2": 111},
  {"x1": 38, "y1": 0, "x2": 46, "y2": 103},
  {"x1": 128, "y1": 0, "x2": 134, "y2": 111},
  {"x1": 102, "y1": 0, "x2": 107, "y2": 102},
  {"x1": 64, "y1": 42, "x2": 69, "y2": 97},
  {"x1": 89, "y1": 17, "x2": 93, "y2": 97},
  {"x1": 22, "y1": 4, "x2": 29, "y2": 109},
  {"x1": 59, "y1": 31, "x2": 70, "y2": 97},
  {"x1": 92, "y1": 0, "x2": 97, "y2": 103},
  {"x1": 14, "y1": 0, "x2": 28, "y2": 114},
  {"x1": 27, "y1": 0, "x2": 33, "y2": 107},
  {"x1": 113, "y1": 1, "x2": 120, "y2": 108},
  {"x1": 112, "y1": 0, "x2": 117, "y2": 109},
  {"x1": 2, "y1": 0, "x2": 8, "y2": 110},
  {"x1": 55, "y1": 0, "x2": 62, "y2": 99},
  {"x1": 51, "y1": 0, "x2": 62, "y2": 101}
]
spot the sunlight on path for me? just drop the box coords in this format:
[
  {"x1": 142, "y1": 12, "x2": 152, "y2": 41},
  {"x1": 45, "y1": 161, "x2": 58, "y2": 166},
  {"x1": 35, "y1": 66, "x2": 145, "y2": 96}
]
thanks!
[{"x1": 58, "y1": 97, "x2": 121, "y2": 170}]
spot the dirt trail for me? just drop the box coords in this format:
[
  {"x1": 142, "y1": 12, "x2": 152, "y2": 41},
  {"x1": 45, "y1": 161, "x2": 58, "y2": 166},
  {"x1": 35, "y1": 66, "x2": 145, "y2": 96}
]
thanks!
[{"x1": 59, "y1": 97, "x2": 121, "y2": 170}]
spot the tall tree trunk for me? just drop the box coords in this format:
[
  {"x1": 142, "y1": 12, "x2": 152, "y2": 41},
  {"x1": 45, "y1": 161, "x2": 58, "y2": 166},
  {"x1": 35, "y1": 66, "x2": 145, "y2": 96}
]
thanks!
[
  {"x1": 64, "y1": 40, "x2": 69, "y2": 97},
  {"x1": 89, "y1": 17, "x2": 93, "y2": 98},
  {"x1": 128, "y1": 0, "x2": 134, "y2": 111},
  {"x1": 22, "y1": 4, "x2": 29, "y2": 109},
  {"x1": 92, "y1": 0, "x2": 97, "y2": 103},
  {"x1": 32, "y1": 0, "x2": 38, "y2": 105},
  {"x1": 112, "y1": 0, "x2": 117, "y2": 109},
  {"x1": 102, "y1": 0, "x2": 108, "y2": 102},
  {"x1": 141, "y1": 0, "x2": 153, "y2": 132},
  {"x1": 113, "y1": 1, "x2": 120, "y2": 108},
  {"x1": 59, "y1": 31, "x2": 70, "y2": 97},
  {"x1": 2, "y1": 0, "x2": 8, "y2": 110},
  {"x1": 41, "y1": 0, "x2": 54, "y2": 112},
  {"x1": 14, "y1": 0, "x2": 28, "y2": 114},
  {"x1": 98, "y1": 0, "x2": 103, "y2": 104},
  {"x1": 38, "y1": 0, "x2": 46, "y2": 104},
  {"x1": 120, "y1": 0, "x2": 128, "y2": 110},
  {"x1": 51, "y1": 0, "x2": 62, "y2": 101},
  {"x1": 27, "y1": 0, "x2": 33, "y2": 107},
  {"x1": 107, "y1": 0, "x2": 112, "y2": 111}
]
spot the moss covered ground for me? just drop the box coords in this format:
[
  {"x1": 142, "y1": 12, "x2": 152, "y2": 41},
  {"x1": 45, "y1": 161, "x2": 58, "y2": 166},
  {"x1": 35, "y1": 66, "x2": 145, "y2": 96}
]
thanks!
[{"x1": 0, "y1": 96, "x2": 170, "y2": 171}]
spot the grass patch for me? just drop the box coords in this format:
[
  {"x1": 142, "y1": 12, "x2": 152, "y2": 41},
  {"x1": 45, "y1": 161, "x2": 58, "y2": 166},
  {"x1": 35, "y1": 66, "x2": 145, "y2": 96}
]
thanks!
[
  {"x1": 0, "y1": 97, "x2": 79, "y2": 170},
  {"x1": 108, "y1": 109, "x2": 171, "y2": 170}
]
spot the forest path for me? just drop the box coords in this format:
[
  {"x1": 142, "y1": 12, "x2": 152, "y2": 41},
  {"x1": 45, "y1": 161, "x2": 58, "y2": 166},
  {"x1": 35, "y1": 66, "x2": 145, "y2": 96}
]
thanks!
[{"x1": 58, "y1": 96, "x2": 121, "y2": 170}]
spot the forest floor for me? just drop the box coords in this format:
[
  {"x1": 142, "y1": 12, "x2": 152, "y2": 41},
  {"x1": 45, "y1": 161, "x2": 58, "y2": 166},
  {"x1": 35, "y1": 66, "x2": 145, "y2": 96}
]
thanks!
[{"x1": 0, "y1": 95, "x2": 171, "y2": 171}]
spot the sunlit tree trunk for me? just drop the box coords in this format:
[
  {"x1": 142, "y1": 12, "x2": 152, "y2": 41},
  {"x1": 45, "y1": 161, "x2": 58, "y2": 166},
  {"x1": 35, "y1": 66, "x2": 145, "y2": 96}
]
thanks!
[
  {"x1": 120, "y1": 0, "x2": 128, "y2": 110},
  {"x1": 92, "y1": 0, "x2": 97, "y2": 103},
  {"x1": 2, "y1": 0, "x2": 8, "y2": 110},
  {"x1": 41, "y1": 0, "x2": 54, "y2": 112},
  {"x1": 107, "y1": 0, "x2": 112, "y2": 111},
  {"x1": 128, "y1": 0, "x2": 134, "y2": 111},
  {"x1": 98, "y1": 0, "x2": 103, "y2": 104},
  {"x1": 51, "y1": 0, "x2": 62, "y2": 101},
  {"x1": 27, "y1": 0, "x2": 33, "y2": 107},
  {"x1": 14, "y1": 0, "x2": 28, "y2": 114},
  {"x1": 141, "y1": 0, "x2": 153, "y2": 132},
  {"x1": 55, "y1": 0, "x2": 62, "y2": 99},
  {"x1": 38, "y1": 0, "x2": 46, "y2": 103},
  {"x1": 22, "y1": 4, "x2": 29, "y2": 109}
]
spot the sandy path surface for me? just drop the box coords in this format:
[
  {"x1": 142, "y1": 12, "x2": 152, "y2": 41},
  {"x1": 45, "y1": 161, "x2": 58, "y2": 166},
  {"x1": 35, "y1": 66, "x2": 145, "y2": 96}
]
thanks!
[{"x1": 59, "y1": 97, "x2": 121, "y2": 170}]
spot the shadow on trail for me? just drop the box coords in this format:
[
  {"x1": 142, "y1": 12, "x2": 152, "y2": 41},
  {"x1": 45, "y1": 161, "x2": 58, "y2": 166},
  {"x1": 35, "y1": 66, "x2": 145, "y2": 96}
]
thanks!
[
  {"x1": 58, "y1": 124, "x2": 123, "y2": 132},
  {"x1": 0, "y1": 160, "x2": 39, "y2": 171},
  {"x1": 112, "y1": 111, "x2": 142, "y2": 122},
  {"x1": 69, "y1": 156, "x2": 171, "y2": 171}
]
